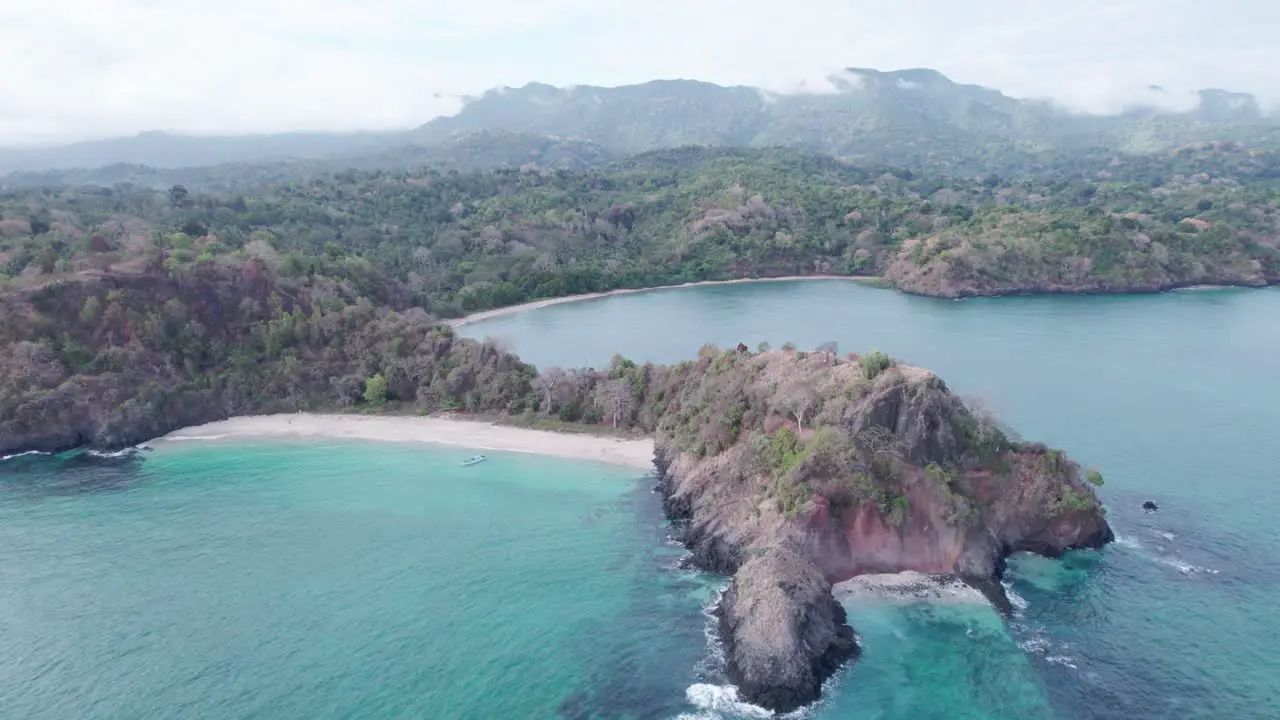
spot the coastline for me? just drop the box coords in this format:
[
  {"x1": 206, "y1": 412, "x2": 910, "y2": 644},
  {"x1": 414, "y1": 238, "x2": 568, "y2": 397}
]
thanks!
[
  {"x1": 154, "y1": 414, "x2": 655, "y2": 470},
  {"x1": 446, "y1": 275, "x2": 1276, "y2": 329},
  {"x1": 446, "y1": 275, "x2": 879, "y2": 327}
]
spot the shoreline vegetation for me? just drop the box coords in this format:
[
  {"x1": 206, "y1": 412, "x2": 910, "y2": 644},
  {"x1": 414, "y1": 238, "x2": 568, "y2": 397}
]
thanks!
[
  {"x1": 4, "y1": 145, "x2": 1278, "y2": 323},
  {"x1": 157, "y1": 413, "x2": 655, "y2": 469}
]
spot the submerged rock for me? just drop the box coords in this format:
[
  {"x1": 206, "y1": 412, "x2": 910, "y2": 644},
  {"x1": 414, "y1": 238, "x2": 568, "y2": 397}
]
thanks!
[{"x1": 1144, "y1": 501, "x2": 1159, "y2": 512}]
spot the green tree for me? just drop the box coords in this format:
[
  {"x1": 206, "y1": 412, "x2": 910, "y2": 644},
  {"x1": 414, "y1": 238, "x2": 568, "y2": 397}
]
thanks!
[
  {"x1": 80, "y1": 296, "x2": 101, "y2": 324},
  {"x1": 859, "y1": 350, "x2": 895, "y2": 380},
  {"x1": 363, "y1": 373, "x2": 388, "y2": 406}
]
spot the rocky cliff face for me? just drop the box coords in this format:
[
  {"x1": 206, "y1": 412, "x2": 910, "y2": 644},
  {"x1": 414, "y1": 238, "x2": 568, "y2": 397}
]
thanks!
[
  {"x1": 717, "y1": 549, "x2": 857, "y2": 711},
  {"x1": 654, "y1": 350, "x2": 1112, "y2": 712}
]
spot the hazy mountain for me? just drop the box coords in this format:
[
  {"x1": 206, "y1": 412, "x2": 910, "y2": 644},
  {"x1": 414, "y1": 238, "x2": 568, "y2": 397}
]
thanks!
[
  {"x1": 414, "y1": 68, "x2": 1280, "y2": 174},
  {"x1": 3, "y1": 68, "x2": 1279, "y2": 179},
  {"x1": 0, "y1": 131, "x2": 617, "y2": 189},
  {"x1": 0, "y1": 130, "x2": 403, "y2": 175}
]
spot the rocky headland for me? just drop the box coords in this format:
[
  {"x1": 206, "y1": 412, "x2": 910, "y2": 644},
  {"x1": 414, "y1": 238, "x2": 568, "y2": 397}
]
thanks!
[
  {"x1": 652, "y1": 350, "x2": 1112, "y2": 712},
  {"x1": 1, "y1": 267, "x2": 1111, "y2": 714}
]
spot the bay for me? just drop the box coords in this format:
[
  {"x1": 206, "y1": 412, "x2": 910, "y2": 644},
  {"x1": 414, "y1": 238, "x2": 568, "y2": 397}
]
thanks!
[
  {"x1": 3, "y1": 281, "x2": 1276, "y2": 719},
  {"x1": 462, "y1": 281, "x2": 1280, "y2": 720}
]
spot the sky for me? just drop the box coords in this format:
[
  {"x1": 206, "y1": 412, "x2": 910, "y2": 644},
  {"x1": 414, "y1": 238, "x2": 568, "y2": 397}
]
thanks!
[{"x1": 0, "y1": 0, "x2": 1275, "y2": 145}]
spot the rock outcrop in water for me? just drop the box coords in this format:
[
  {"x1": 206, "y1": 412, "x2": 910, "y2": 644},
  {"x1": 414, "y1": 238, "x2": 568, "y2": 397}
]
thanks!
[{"x1": 654, "y1": 350, "x2": 1112, "y2": 713}]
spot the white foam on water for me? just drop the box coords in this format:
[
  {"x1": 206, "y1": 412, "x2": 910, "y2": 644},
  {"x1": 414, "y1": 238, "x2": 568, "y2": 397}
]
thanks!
[
  {"x1": 1155, "y1": 556, "x2": 1219, "y2": 575},
  {"x1": 1114, "y1": 534, "x2": 1142, "y2": 549},
  {"x1": 691, "y1": 585, "x2": 729, "y2": 680},
  {"x1": 1115, "y1": 527, "x2": 1218, "y2": 576},
  {"x1": 1018, "y1": 635, "x2": 1050, "y2": 654},
  {"x1": 1014, "y1": 623, "x2": 1082, "y2": 672},
  {"x1": 684, "y1": 684, "x2": 776, "y2": 719},
  {"x1": 1001, "y1": 580, "x2": 1030, "y2": 613},
  {"x1": 87, "y1": 448, "x2": 136, "y2": 459},
  {"x1": 162, "y1": 434, "x2": 228, "y2": 442},
  {"x1": 1, "y1": 450, "x2": 48, "y2": 461}
]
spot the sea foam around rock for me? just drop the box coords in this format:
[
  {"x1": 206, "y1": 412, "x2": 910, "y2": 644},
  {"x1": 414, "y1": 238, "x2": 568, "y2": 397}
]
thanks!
[{"x1": 833, "y1": 571, "x2": 991, "y2": 606}]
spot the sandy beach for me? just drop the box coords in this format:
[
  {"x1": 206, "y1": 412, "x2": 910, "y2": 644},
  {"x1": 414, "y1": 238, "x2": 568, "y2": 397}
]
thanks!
[
  {"x1": 155, "y1": 414, "x2": 655, "y2": 470},
  {"x1": 447, "y1": 275, "x2": 878, "y2": 327}
]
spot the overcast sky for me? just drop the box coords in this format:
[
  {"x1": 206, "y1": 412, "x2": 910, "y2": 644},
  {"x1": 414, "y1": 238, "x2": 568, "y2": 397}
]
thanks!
[{"x1": 1, "y1": 0, "x2": 1274, "y2": 145}]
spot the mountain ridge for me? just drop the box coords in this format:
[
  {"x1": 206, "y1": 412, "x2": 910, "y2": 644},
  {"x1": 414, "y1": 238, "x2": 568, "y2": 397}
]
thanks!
[{"x1": 3, "y1": 67, "x2": 1278, "y2": 176}]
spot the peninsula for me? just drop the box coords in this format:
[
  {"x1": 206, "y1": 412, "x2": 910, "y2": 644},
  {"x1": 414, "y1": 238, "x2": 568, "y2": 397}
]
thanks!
[{"x1": 0, "y1": 258, "x2": 1112, "y2": 711}]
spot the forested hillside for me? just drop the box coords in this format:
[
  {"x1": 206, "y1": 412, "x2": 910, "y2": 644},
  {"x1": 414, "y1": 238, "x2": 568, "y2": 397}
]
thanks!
[{"x1": 3, "y1": 145, "x2": 1277, "y2": 318}]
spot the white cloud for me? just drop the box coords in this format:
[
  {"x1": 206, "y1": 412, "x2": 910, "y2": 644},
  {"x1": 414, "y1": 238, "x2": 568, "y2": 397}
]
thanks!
[{"x1": 0, "y1": 0, "x2": 1276, "y2": 144}]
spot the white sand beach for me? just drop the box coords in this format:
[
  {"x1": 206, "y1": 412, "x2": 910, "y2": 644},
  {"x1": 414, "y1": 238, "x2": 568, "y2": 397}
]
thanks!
[
  {"x1": 156, "y1": 414, "x2": 655, "y2": 470},
  {"x1": 447, "y1": 275, "x2": 878, "y2": 327}
]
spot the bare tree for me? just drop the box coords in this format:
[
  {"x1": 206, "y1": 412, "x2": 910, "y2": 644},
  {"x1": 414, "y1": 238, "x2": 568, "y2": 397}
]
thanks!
[
  {"x1": 564, "y1": 368, "x2": 592, "y2": 405},
  {"x1": 816, "y1": 341, "x2": 839, "y2": 364},
  {"x1": 960, "y1": 394, "x2": 1020, "y2": 443},
  {"x1": 594, "y1": 378, "x2": 635, "y2": 429},
  {"x1": 532, "y1": 366, "x2": 566, "y2": 415},
  {"x1": 775, "y1": 379, "x2": 818, "y2": 431}
]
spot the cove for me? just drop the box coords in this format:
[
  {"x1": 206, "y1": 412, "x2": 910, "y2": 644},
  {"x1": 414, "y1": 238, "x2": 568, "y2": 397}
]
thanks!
[
  {"x1": 0, "y1": 441, "x2": 720, "y2": 719},
  {"x1": 460, "y1": 280, "x2": 1280, "y2": 720}
]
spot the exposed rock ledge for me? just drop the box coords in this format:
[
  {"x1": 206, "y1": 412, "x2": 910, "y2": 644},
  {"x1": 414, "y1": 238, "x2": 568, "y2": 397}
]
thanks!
[{"x1": 653, "y1": 353, "x2": 1113, "y2": 713}]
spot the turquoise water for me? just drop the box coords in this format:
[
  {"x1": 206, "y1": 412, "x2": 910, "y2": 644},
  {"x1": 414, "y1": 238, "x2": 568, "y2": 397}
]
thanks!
[
  {"x1": 4, "y1": 282, "x2": 1278, "y2": 719},
  {"x1": 461, "y1": 281, "x2": 1280, "y2": 720},
  {"x1": 0, "y1": 442, "x2": 721, "y2": 719}
]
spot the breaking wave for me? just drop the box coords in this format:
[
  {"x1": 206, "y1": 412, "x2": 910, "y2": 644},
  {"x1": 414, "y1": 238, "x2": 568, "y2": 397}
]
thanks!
[
  {"x1": 1113, "y1": 527, "x2": 1219, "y2": 576},
  {"x1": 679, "y1": 684, "x2": 776, "y2": 719},
  {"x1": 1, "y1": 450, "x2": 49, "y2": 461}
]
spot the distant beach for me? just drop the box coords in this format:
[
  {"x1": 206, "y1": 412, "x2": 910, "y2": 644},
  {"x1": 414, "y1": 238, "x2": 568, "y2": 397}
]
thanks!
[
  {"x1": 156, "y1": 414, "x2": 655, "y2": 470},
  {"x1": 447, "y1": 275, "x2": 879, "y2": 328}
]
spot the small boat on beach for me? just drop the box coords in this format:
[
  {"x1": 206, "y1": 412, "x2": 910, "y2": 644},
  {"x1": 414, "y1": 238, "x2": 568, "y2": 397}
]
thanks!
[{"x1": 461, "y1": 455, "x2": 488, "y2": 467}]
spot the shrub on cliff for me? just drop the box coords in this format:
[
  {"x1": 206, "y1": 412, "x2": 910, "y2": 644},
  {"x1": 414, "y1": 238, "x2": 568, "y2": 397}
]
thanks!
[{"x1": 859, "y1": 350, "x2": 895, "y2": 380}]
